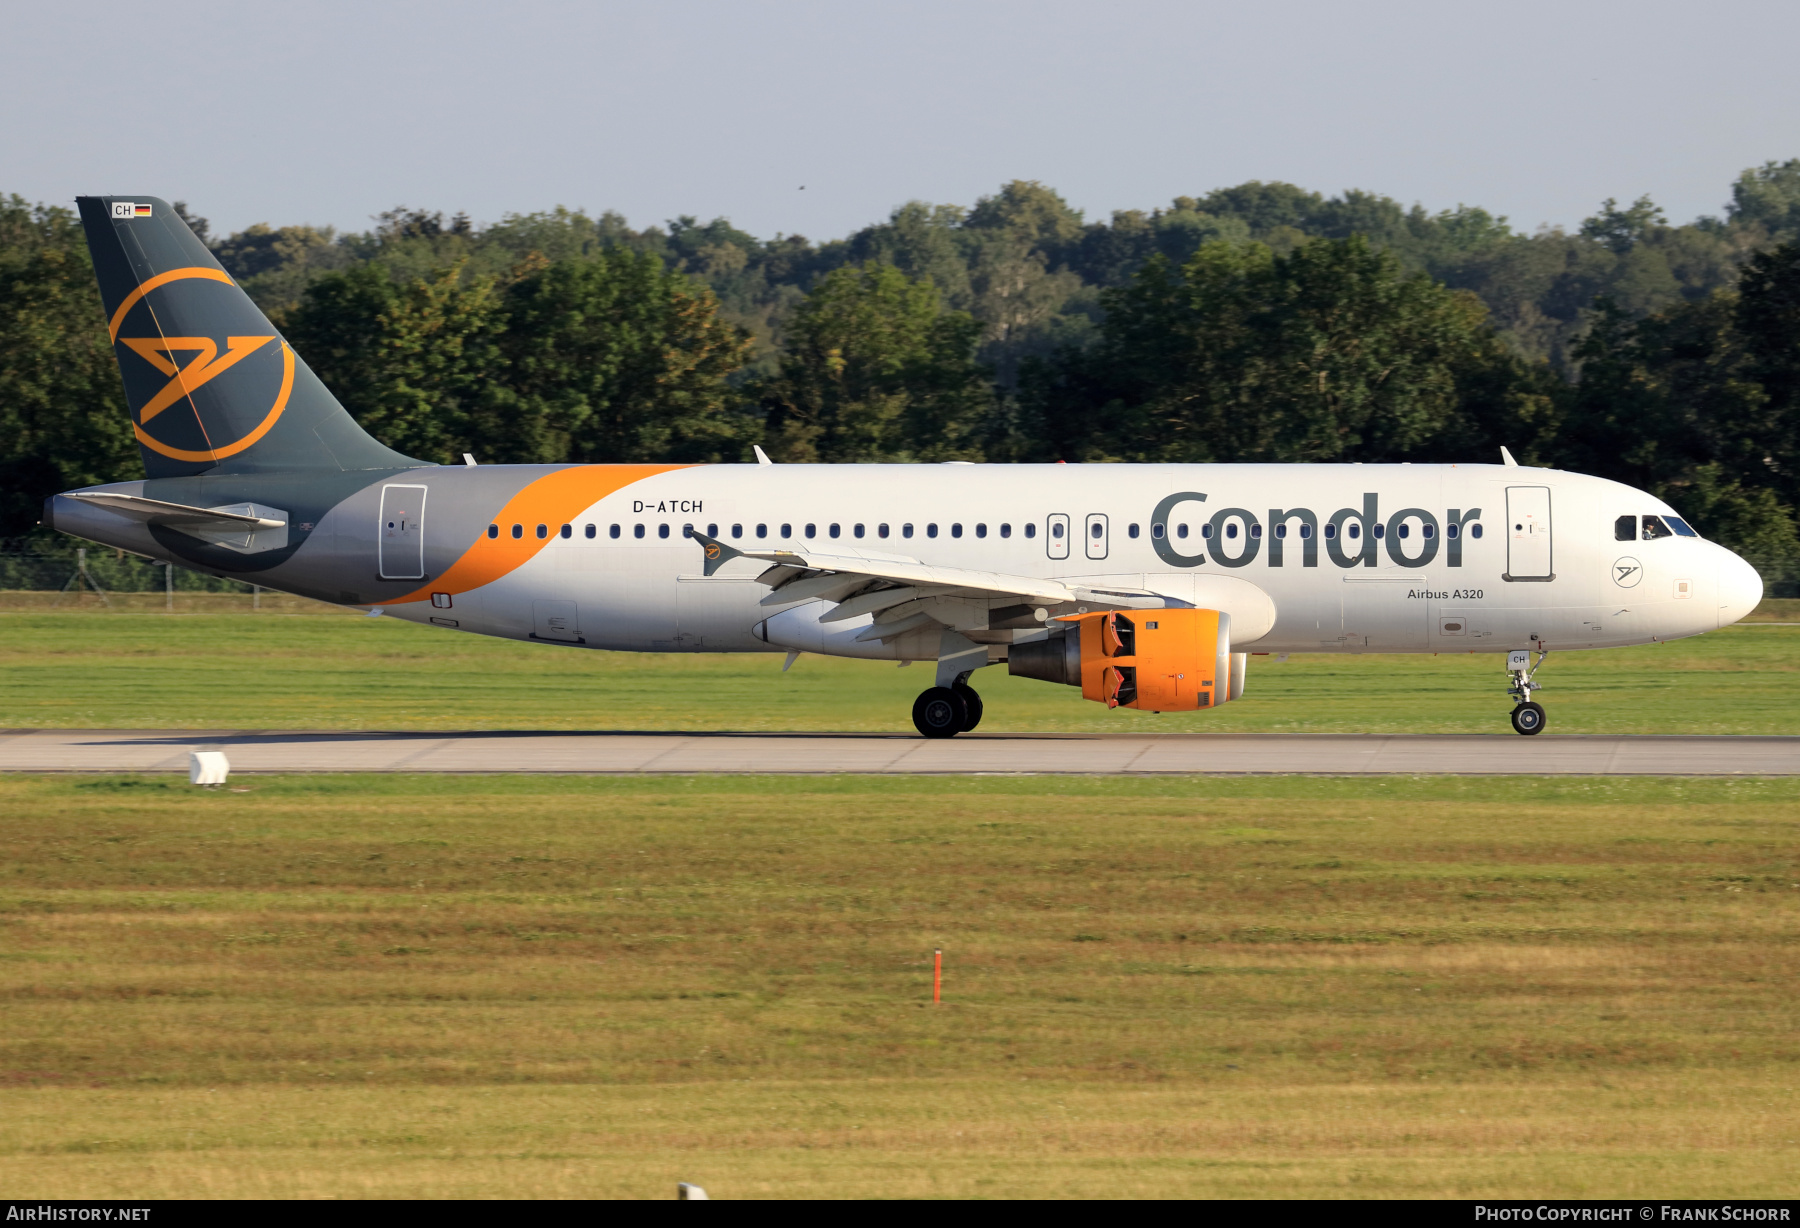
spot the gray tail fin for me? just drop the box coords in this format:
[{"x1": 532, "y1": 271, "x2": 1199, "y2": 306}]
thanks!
[{"x1": 76, "y1": 195, "x2": 420, "y2": 479}]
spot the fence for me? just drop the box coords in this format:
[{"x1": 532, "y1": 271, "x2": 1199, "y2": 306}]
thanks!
[{"x1": 0, "y1": 546, "x2": 326, "y2": 611}]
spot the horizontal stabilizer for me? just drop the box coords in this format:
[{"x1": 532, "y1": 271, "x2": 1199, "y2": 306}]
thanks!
[{"x1": 67, "y1": 491, "x2": 284, "y2": 529}]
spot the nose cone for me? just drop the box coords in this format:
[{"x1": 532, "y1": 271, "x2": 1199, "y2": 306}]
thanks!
[{"x1": 1717, "y1": 548, "x2": 1763, "y2": 628}]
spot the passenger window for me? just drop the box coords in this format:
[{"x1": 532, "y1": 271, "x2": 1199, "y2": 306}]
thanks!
[
  {"x1": 1300, "y1": 524, "x2": 1312, "y2": 539},
  {"x1": 584, "y1": 524, "x2": 596, "y2": 539},
  {"x1": 902, "y1": 524, "x2": 914, "y2": 538},
  {"x1": 1000, "y1": 523, "x2": 1011, "y2": 538},
  {"x1": 1274, "y1": 524, "x2": 1286, "y2": 539},
  {"x1": 731, "y1": 524, "x2": 743, "y2": 539},
  {"x1": 1225, "y1": 523, "x2": 1237, "y2": 540},
  {"x1": 756, "y1": 524, "x2": 768, "y2": 539},
  {"x1": 486, "y1": 524, "x2": 498, "y2": 539},
  {"x1": 1642, "y1": 515, "x2": 1674, "y2": 540},
  {"x1": 854, "y1": 524, "x2": 865, "y2": 538},
  {"x1": 1666, "y1": 517, "x2": 1699, "y2": 537},
  {"x1": 1200, "y1": 524, "x2": 1212, "y2": 540},
  {"x1": 1471, "y1": 524, "x2": 1483, "y2": 538},
  {"x1": 682, "y1": 524, "x2": 694, "y2": 538},
  {"x1": 610, "y1": 524, "x2": 621, "y2": 539},
  {"x1": 1372, "y1": 523, "x2": 1383, "y2": 539},
  {"x1": 634, "y1": 524, "x2": 645, "y2": 539},
  {"x1": 511, "y1": 524, "x2": 523, "y2": 540},
  {"x1": 1152, "y1": 523, "x2": 1165, "y2": 539},
  {"x1": 1397, "y1": 524, "x2": 1408, "y2": 539},
  {"x1": 658, "y1": 524, "x2": 670, "y2": 539},
  {"x1": 829, "y1": 524, "x2": 840, "y2": 538},
  {"x1": 1024, "y1": 523, "x2": 1036, "y2": 539},
  {"x1": 1324, "y1": 523, "x2": 1337, "y2": 539},
  {"x1": 878, "y1": 524, "x2": 889, "y2": 538},
  {"x1": 707, "y1": 523, "x2": 718, "y2": 537},
  {"x1": 952, "y1": 524, "x2": 963, "y2": 538},
  {"x1": 1177, "y1": 524, "x2": 1188, "y2": 539},
  {"x1": 805, "y1": 523, "x2": 816, "y2": 539},
  {"x1": 781, "y1": 524, "x2": 792, "y2": 538},
  {"x1": 1249, "y1": 524, "x2": 1262, "y2": 539},
  {"x1": 928, "y1": 524, "x2": 939, "y2": 538},
  {"x1": 1615, "y1": 515, "x2": 1637, "y2": 542},
  {"x1": 536, "y1": 524, "x2": 548, "y2": 540},
  {"x1": 1421, "y1": 524, "x2": 1434, "y2": 539},
  {"x1": 1050, "y1": 522, "x2": 1062, "y2": 539},
  {"x1": 1127, "y1": 524, "x2": 1139, "y2": 538},
  {"x1": 975, "y1": 523, "x2": 987, "y2": 538},
  {"x1": 1347, "y1": 524, "x2": 1360, "y2": 539},
  {"x1": 560, "y1": 524, "x2": 572, "y2": 539}
]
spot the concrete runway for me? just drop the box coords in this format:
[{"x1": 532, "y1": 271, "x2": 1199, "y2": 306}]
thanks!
[{"x1": 2, "y1": 728, "x2": 1797, "y2": 775}]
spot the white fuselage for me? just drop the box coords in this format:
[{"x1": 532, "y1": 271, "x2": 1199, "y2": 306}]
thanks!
[{"x1": 379, "y1": 463, "x2": 1763, "y2": 658}]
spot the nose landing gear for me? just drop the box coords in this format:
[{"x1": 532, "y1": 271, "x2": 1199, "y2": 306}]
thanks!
[{"x1": 1506, "y1": 648, "x2": 1548, "y2": 735}]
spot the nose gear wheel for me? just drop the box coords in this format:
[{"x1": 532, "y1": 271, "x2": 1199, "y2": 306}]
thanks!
[{"x1": 1510, "y1": 701, "x2": 1546, "y2": 735}]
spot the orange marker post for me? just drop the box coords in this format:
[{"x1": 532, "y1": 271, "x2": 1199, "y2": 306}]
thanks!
[{"x1": 933, "y1": 948, "x2": 942, "y2": 1004}]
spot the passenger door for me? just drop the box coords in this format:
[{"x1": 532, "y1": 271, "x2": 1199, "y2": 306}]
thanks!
[
  {"x1": 378, "y1": 484, "x2": 427, "y2": 580},
  {"x1": 1505, "y1": 486, "x2": 1553, "y2": 581},
  {"x1": 1046, "y1": 513, "x2": 1070, "y2": 560}
]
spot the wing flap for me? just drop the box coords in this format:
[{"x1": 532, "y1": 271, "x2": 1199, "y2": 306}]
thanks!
[{"x1": 694, "y1": 531, "x2": 1078, "y2": 604}]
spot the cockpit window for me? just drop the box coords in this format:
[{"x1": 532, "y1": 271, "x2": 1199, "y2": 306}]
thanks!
[
  {"x1": 1665, "y1": 516, "x2": 1699, "y2": 538},
  {"x1": 1614, "y1": 515, "x2": 1636, "y2": 542},
  {"x1": 1642, "y1": 515, "x2": 1674, "y2": 540}
]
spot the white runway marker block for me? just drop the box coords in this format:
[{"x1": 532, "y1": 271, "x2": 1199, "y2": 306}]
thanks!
[
  {"x1": 189, "y1": 750, "x2": 230, "y2": 786},
  {"x1": 677, "y1": 1183, "x2": 709, "y2": 1200}
]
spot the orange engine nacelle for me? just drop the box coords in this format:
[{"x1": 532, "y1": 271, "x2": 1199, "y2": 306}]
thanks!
[{"x1": 1007, "y1": 608, "x2": 1246, "y2": 712}]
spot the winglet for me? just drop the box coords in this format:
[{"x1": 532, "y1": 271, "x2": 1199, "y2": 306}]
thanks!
[
  {"x1": 753, "y1": 445, "x2": 773, "y2": 466},
  {"x1": 691, "y1": 529, "x2": 744, "y2": 577},
  {"x1": 1500, "y1": 446, "x2": 1519, "y2": 467}
]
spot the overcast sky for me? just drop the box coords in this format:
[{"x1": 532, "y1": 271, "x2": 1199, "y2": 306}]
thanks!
[{"x1": 5, "y1": 0, "x2": 1798, "y2": 242}]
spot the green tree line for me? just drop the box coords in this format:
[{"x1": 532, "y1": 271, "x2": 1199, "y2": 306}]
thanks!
[{"x1": 3, "y1": 163, "x2": 1799, "y2": 588}]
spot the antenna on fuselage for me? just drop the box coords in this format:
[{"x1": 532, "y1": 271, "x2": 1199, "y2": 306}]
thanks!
[
  {"x1": 1500, "y1": 446, "x2": 1519, "y2": 467},
  {"x1": 753, "y1": 445, "x2": 773, "y2": 466}
]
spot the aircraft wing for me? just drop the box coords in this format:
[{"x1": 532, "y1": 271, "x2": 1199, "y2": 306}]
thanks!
[{"x1": 691, "y1": 530, "x2": 1176, "y2": 642}]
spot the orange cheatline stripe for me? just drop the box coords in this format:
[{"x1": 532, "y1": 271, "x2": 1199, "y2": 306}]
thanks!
[
  {"x1": 380, "y1": 463, "x2": 692, "y2": 606},
  {"x1": 132, "y1": 342, "x2": 295, "y2": 464},
  {"x1": 108, "y1": 267, "x2": 235, "y2": 342}
]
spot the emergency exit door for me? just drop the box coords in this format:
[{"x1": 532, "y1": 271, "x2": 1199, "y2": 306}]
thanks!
[
  {"x1": 1505, "y1": 486, "x2": 1553, "y2": 581},
  {"x1": 1085, "y1": 513, "x2": 1109, "y2": 560},
  {"x1": 378, "y1": 484, "x2": 427, "y2": 580},
  {"x1": 1046, "y1": 513, "x2": 1070, "y2": 560}
]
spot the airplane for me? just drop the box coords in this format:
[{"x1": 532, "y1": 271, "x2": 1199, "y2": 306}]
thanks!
[{"x1": 42, "y1": 197, "x2": 1765, "y2": 737}]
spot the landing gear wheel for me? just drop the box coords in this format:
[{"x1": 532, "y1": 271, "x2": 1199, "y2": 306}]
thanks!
[
  {"x1": 1510, "y1": 701, "x2": 1546, "y2": 736},
  {"x1": 952, "y1": 684, "x2": 983, "y2": 732},
  {"x1": 912, "y1": 687, "x2": 968, "y2": 738}
]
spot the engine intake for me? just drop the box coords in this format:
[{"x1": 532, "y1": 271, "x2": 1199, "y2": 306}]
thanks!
[{"x1": 1008, "y1": 609, "x2": 1245, "y2": 711}]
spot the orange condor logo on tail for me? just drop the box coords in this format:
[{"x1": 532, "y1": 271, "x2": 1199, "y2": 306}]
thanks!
[{"x1": 110, "y1": 267, "x2": 295, "y2": 463}]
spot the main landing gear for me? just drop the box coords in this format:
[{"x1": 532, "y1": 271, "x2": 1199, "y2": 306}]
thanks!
[
  {"x1": 912, "y1": 682, "x2": 984, "y2": 738},
  {"x1": 1506, "y1": 648, "x2": 1548, "y2": 735}
]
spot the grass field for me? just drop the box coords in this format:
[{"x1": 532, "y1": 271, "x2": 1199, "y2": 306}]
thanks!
[
  {"x1": 1, "y1": 772, "x2": 1797, "y2": 1198},
  {"x1": 2, "y1": 605, "x2": 1799, "y2": 734}
]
